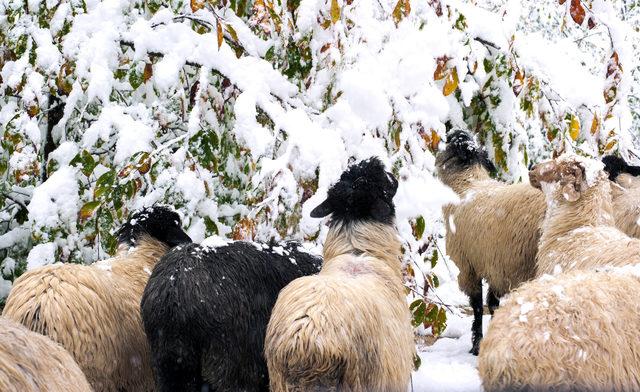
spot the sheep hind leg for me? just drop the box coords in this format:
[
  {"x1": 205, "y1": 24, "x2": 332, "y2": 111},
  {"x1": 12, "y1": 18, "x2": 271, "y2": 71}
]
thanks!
[
  {"x1": 468, "y1": 282, "x2": 483, "y2": 356},
  {"x1": 487, "y1": 286, "x2": 500, "y2": 316}
]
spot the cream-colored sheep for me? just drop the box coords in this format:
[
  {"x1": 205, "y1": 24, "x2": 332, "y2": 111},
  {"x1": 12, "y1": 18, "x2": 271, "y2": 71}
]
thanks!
[
  {"x1": 436, "y1": 130, "x2": 546, "y2": 354},
  {"x1": 0, "y1": 316, "x2": 92, "y2": 392},
  {"x1": 436, "y1": 132, "x2": 640, "y2": 354},
  {"x1": 3, "y1": 206, "x2": 191, "y2": 392},
  {"x1": 479, "y1": 267, "x2": 640, "y2": 392},
  {"x1": 264, "y1": 158, "x2": 414, "y2": 392},
  {"x1": 529, "y1": 155, "x2": 640, "y2": 276}
]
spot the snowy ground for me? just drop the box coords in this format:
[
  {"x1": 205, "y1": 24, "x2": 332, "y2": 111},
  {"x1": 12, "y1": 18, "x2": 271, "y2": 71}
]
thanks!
[{"x1": 410, "y1": 255, "x2": 489, "y2": 392}]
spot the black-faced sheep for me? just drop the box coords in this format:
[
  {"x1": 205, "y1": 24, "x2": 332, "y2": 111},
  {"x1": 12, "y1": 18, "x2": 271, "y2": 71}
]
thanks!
[
  {"x1": 603, "y1": 155, "x2": 640, "y2": 238},
  {"x1": 264, "y1": 157, "x2": 414, "y2": 392},
  {"x1": 529, "y1": 154, "x2": 640, "y2": 276},
  {"x1": 0, "y1": 316, "x2": 92, "y2": 392},
  {"x1": 2, "y1": 205, "x2": 191, "y2": 392},
  {"x1": 141, "y1": 239, "x2": 322, "y2": 391},
  {"x1": 435, "y1": 130, "x2": 546, "y2": 355},
  {"x1": 479, "y1": 266, "x2": 640, "y2": 392}
]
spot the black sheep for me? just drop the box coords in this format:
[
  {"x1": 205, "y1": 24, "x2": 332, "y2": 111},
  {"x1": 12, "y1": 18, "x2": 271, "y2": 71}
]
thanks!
[{"x1": 140, "y1": 239, "x2": 322, "y2": 392}]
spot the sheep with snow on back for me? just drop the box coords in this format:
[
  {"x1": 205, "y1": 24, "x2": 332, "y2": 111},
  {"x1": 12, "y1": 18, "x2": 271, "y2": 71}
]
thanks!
[
  {"x1": 435, "y1": 130, "x2": 547, "y2": 355},
  {"x1": 603, "y1": 154, "x2": 640, "y2": 239},
  {"x1": 529, "y1": 154, "x2": 640, "y2": 276},
  {"x1": 141, "y1": 236, "x2": 322, "y2": 391},
  {"x1": 479, "y1": 266, "x2": 640, "y2": 392},
  {"x1": 2, "y1": 205, "x2": 191, "y2": 392},
  {"x1": 0, "y1": 317, "x2": 92, "y2": 392},
  {"x1": 264, "y1": 157, "x2": 414, "y2": 392}
]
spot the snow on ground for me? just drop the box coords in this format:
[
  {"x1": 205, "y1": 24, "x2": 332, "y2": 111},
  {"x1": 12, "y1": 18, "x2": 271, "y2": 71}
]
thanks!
[{"x1": 410, "y1": 248, "x2": 488, "y2": 391}]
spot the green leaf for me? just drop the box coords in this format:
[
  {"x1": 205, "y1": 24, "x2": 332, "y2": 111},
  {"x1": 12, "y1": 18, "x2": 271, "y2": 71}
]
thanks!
[
  {"x1": 413, "y1": 352, "x2": 422, "y2": 370},
  {"x1": 410, "y1": 299, "x2": 427, "y2": 327},
  {"x1": 415, "y1": 216, "x2": 425, "y2": 239},
  {"x1": 94, "y1": 170, "x2": 115, "y2": 199},
  {"x1": 430, "y1": 249, "x2": 438, "y2": 268}
]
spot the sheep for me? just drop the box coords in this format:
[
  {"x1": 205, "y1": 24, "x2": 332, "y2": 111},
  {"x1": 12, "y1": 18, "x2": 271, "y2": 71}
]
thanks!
[
  {"x1": 2, "y1": 205, "x2": 191, "y2": 392},
  {"x1": 264, "y1": 157, "x2": 414, "y2": 392},
  {"x1": 478, "y1": 266, "x2": 640, "y2": 392},
  {"x1": 435, "y1": 130, "x2": 547, "y2": 355},
  {"x1": 603, "y1": 155, "x2": 640, "y2": 238},
  {"x1": 436, "y1": 132, "x2": 640, "y2": 355},
  {"x1": 529, "y1": 154, "x2": 640, "y2": 276},
  {"x1": 140, "y1": 237, "x2": 322, "y2": 391},
  {"x1": 0, "y1": 316, "x2": 92, "y2": 392}
]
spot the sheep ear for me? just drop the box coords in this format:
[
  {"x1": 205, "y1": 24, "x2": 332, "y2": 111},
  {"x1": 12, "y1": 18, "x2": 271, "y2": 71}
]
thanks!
[
  {"x1": 561, "y1": 183, "x2": 580, "y2": 202},
  {"x1": 310, "y1": 200, "x2": 332, "y2": 218}
]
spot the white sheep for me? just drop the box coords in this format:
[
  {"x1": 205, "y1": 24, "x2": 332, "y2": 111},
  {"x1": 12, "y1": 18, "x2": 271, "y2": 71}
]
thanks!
[
  {"x1": 264, "y1": 158, "x2": 415, "y2": 392},
  {"x1": 2, "y1": 206, "x2": 191, "y2": 392},
  {"x1": 0, "y1": 316, "x2": 92, "y2": 392}
]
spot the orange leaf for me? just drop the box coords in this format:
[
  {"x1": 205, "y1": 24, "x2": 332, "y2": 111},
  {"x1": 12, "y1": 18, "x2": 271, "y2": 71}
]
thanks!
[
  {"x1": 442, "y1": 67, "x2": 459, "y2": 96},
  {"x1": 559, "y1": 0, "x2": 566, "y2": 4},
  {"x1": 216, "y1": 21, "x2": 224, "y2": 49},
  {"x1": 430, "y1": 130, "x2": 441, "y2": 151},
  {"x1": 190, "y1": 0, "x2": 205, "y2": 12},
  {"x1": 433, "y1": 57, "x2": 447, "y2": 80},
  {"x1": 570, "y1": 0, "x2": 585, "y2": 25},
  {"x1": 143, "y1": 63, "x2": 153, "y2": 83},
  {"x1": 403, "y1": 0, "x2": 411, "y2": 17}
]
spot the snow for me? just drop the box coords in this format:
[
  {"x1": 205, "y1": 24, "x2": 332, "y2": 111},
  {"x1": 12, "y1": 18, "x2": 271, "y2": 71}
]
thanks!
[
  {"x1": 26, "y1": 242, "x2": 56, "y2": 270},
  {"x1": 28, "y1": 166, "x2": 79, "y2": 230}
]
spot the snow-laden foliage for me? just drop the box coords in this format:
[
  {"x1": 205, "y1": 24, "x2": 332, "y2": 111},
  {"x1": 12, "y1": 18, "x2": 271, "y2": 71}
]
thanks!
[{"x1": 0, "y1": 0, "x2": 638, "y2": 333}]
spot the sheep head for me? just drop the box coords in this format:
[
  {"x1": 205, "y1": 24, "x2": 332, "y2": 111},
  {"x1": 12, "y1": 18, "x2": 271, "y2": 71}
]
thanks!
[
  {"x1": 117, "y1": 205, "x2": 192, "y2": 248},
  {"x1": 435, "y1": 130, "x2": 496, "y2": 176},
  {"x1": 310, "y1": 157, "x2": 398, "y2": 225},
  {"x1": 529, "y1": 158, "x2": 587, "y2": 202}
]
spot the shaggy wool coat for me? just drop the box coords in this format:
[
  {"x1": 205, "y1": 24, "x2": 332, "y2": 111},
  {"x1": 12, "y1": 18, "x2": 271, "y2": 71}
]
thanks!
[
  {"x1": 264, "y1": 222, "x2": 415, "y2": 392},
  {"x1": 3, "y1": 236, "x2": 168, "y2": 392},
  {"x1": 0, "y1": 317, "x2": 92, "y2": 392},
  {"x1": 479, "y1": 268, "x2": 640, "y2": 392},
  {"x1": 140, "y1": 240, "x2": 322, "y2": 392}
]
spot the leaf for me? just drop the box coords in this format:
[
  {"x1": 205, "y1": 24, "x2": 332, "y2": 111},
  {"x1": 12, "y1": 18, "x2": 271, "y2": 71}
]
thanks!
[
  {"x1": 137, "y1": 152, "x2": 151, "y2": 174},
  {"x1": 216, "y1": 20, "x2": 224, "y2": 50},
  {"x1": 225, "y1": 24, "x2": 239, "y2": 43},
  {"x1": 190, "y1": 0, "x2": 205, "y2": 12},
  {"x1": 143, "y1": 63, "x2": 153, "y2": 83},
  {"x1": 330, "y1": 0, "x2": 340, "y2": 24},
  {"x1": 413, "y1": 353, "x2": 422, "y2": 371},
  {"x1": 392, "y1": 0, "x2": 403, "y2": 24},
  {"x1": 94, "y1": 170, "x2": 115, "y2": 198},
  {"x1": 79, "y1": 201, "x2": 101, "y2": 221},
  {"x1": 569, "y1": 0, "x2": 585, "y2": 25},
  {"x1": 410, "y1": 299, "x2": 427, "y2": 327},
  {"x1": 430, "y1": 130, "x2": 441, "y2": 151},
  {"x1": 559, "y1": 0, "x2": 566, "y2": 4},
  {"x1": 605, "y1": 138, "x2": 617, "y2": 152},
  {"x1": 569, "y1": 115, "x2": 580, "y2": 140},
  {"x1": 430, "y1": 249, "x2": 438, "y2": 268},
  {"x1": 27, "y1": 105, "x2": 39, "y2": 118},
  {"x1": 414, "y1": 216, "x2": 425, "y2": 239},
  {"x1": 80, "y1": 150, "x2": 97, "y2": 177},
  {"x1": 433, "y1": 58, "x2": 447, "y2": 80},
  {"x1": 442, "y1": 67, "x2": 459, "y2": 96},
  {"x1": 590, "y1": 115, "x2": 599, "y2": 135}
]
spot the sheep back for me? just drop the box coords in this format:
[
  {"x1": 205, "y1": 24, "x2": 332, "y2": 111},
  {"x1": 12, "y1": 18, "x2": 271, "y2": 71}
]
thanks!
[
  {"x1": 479, "y1": 269, "x2": 640, "y2": 392},
  {"x1": 264, "y1": 253, "x2": 414, "y2": 392},
  {"x1": 0, "y1": 316, "x2": 92, "y2": 392},
  {"x1": 3, "y1": 261, "x2": 154, "y2": 392},
  {"x1": 444, "y1": 182, "x2": 545, "y2": 296},
  {"x1": 140, "y1": 241, "x2": 322, "y2": 392}
]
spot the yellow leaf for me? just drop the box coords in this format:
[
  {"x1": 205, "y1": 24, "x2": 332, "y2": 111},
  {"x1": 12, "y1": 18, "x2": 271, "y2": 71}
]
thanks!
[
  {"x1": 605, "y1": 138, "x2": 617, "y2": 152},
  {"x1": 225, "y1": 24, "x2": 239, "y2": 43},
  {"x1": 430, "y1": 130, "x2": 441, "y2": 151},
  {"x1": 590, "y1": 115, "x2": 599, "y2": 135},
  {"x1": 442, "y1": 68, "x2": 459, "y2": 96},
  {"x1": 569, "y1": 115, "x2": 580, "y2": 141},
  {"x1": 216, "y1": 20, "x2": 224, "y2": 50},
  {"x1": 331, "y1": 0, "x2": 340, "y2": 24},
  {"x1": 392, "y1": 0, "x2": 403, "y2": 24}
]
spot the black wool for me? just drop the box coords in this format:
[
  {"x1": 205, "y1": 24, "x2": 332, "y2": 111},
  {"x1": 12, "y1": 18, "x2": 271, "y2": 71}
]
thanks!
[
  {"x1": 602, "y1": 155, "x2": 640, "y2": 181},
  {"x1": 310, "y1": 157, "x2": 398, "y2": 225},
  {"x1": 438, "y1": 130, "x2": 496, "y2": 174},
  {"x1": 116, "y1": 205, "x2": 192, "y2": 248},
  {"x1": 140, "y1": 241, "x2": 322, "y2": 392}
]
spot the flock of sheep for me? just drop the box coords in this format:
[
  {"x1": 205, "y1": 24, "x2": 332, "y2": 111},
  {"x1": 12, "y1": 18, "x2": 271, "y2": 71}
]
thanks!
[{"x1": 0, "y1": 129, "x2": 639, "y2": 392}]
